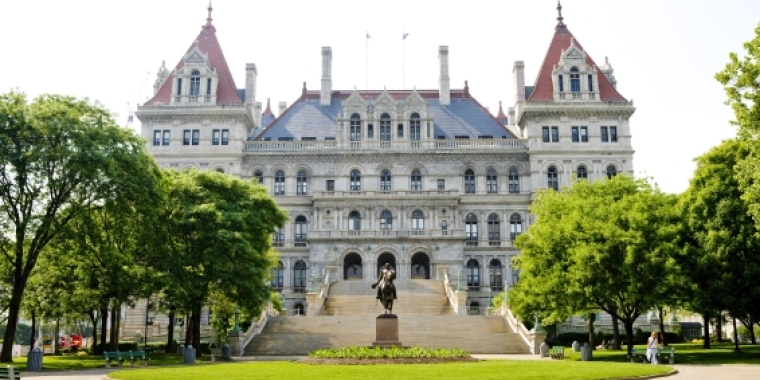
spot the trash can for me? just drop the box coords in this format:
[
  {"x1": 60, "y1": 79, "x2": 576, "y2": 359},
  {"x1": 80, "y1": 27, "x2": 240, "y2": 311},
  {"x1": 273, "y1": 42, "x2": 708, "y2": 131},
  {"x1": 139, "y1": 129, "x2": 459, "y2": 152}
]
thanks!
[
  {"x1": 580, "y1": 343, "x2": 593, "y2": 361},
  {"x1": 540, "y1": 342, "x2": 549, "y2": 357},
  {"x1": 222, "y1": 344, "x2": 231, "y2": 359},
  {"x1": 184, "y1": 345, "x2": 196, "y2": 364},
  {"x1": 572, "y1": 341, "x2": 580, "y2": 352},
  {"x1": 178, "y1": 344, "x2": 185, "y2": 355},
  {"x1": 27, "y1": 347, "x2": 43, "y2": 371}
]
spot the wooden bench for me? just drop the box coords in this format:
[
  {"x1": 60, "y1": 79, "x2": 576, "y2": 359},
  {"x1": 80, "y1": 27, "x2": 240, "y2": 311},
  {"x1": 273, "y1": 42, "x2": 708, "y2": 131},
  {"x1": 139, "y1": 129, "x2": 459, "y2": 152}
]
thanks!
[
  {"x1": 0, "y1": 366, "x2": 21, "y2": 380},
  {"x1": 629, "y1": 347, "x2": 675, "y2": 364},
  {"x1": 629, "y1": 348, "x2": 649, "y2": 363},
  {"x1": 210, "y1": 347, "x2": 223, "y2": 362},
  {"x1": 659, "y1": 347, "x2": 676, "y2": 364},
  {"x1": 104, "y1": 351, "x2": 127, "y2": 368},
  {"x1": 549, "y1": 346, "x2": 565, "y2": 359},
  {"x1": 128, "y1": 350, "x2": 148, "y2": 366}
]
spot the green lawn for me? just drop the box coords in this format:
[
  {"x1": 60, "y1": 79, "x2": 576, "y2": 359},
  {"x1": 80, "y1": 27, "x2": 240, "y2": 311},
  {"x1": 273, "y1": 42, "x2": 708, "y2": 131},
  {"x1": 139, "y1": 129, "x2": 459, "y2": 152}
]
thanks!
[
  {"x1": 563, "y1": 343, "x2": 760, "y2": 365},
  {"x1": 10, "y1": 353, "x2": 210, "y2": 371},
  {"x1": 108, "y1": 361, "x2": 672, "y2": 380}
]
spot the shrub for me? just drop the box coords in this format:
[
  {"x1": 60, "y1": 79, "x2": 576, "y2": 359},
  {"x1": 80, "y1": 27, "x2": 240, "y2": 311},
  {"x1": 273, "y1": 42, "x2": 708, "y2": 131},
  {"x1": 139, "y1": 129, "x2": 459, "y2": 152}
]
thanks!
[{"x1": 309, "y1": 346, "x2": 470, "y2": 359}]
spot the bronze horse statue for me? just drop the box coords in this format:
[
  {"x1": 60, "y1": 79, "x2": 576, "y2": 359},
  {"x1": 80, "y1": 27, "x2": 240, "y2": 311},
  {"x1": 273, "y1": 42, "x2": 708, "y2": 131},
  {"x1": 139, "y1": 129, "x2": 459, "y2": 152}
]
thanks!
[{"x1": 371, "y1": 263, "x2": 397, "y2": 314}]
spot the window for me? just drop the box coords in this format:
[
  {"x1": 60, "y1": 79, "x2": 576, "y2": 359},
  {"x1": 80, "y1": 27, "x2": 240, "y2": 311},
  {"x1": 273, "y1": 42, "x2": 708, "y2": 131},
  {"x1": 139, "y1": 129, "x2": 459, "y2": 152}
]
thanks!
[
  {"x1": 380, "y1": 114, "x2": 391, "y2": 141},
  {"x1": 542, "y1": 127, "x2": 550, "y2": 142},
  {"x1": 350, "y1": 170, "x2": 361, "y2": 191},
  {"x1": 512, "y1": 267, "x2": 521, "y2": 285},
  {"x1": 272, "y1": 228, "x2": 284, "y2": 247},
  {"x1": 601, "y1": 126, "x2": 609, "y2": 142},
  {"x1": 380, "y1": 170, "x2": 391, "y2": 191},
  {"x1": 580, "y1": 127, "x2": 588, "y2": 142},
  {"x1": 464, "y1": 169, "x2": 476, "y2": 194},
  {"x1": 367, "y1": 124, "x2": 374, "y2": 139},
  {"x1": 274, "y1": 170, "x2": 285, "y2": 195},
  {"x1": 297, "y1": 171, "x2": 308, "y2": 195},
  {"x1": 410, "y1": 169, "x2": 422, "y2": 191},
  {"x1": 487, "y1": 213, "x2": 500, "y2": 245},
  {"x1": 221, "y1": 129, "x2": 229, "y2": 145},
  {"x1": 551, "y1": 127, "x2": 559, "y2": 142},
  {"x1": 380, "y1": 210, "x2": 392, "y2": 230},
  {"x1": 397, "y1": 124, "x2": 404, "y2": 138},
  {"x1": 271, "y1": 262, "x2": 284, "y2": 289},
  {"x1": 302, "y1": 137, "x2": 316, "y2": 141},
  {"x1": 489, "y1": 259, "x2": 503, "y2": 290},
  {"x1": 152, "y1": 130, "x2": 161, "y2": 146},
  {"x1": 411, "y1": 210, "x2": 425, "y2": 231},
  {"x1": 254, "y1": 171, "x2": 263, "y2": 184},
  {"x1": 570, "y1": 67, "x2": 580, "y2": 92},
  {"x1": 162, "y1": 130, "x2": 170, "y2": 145},
  {"x1": 466, "y1": 259, "x2": 480, "y2": 288},
  {"x1": 558, "y1": 75, "x2": 564, "y2": 92},
  {"x1": 607, "y1": 165, "x2": 618, "y2": 179},
  {"x1": 437, "y1": 179, "x2": 445, "y2": 190},
  {"x1": 610, "y1": 126, "x2": 618, "y2": 142},
  {"x1": 510, "y1": 213, "x2": 523, "y2": 240},
  {"x1": 486, "y1": 169, "x2": 498, "y2": 194},
  {"x1": 278, "y1": 137, "x2": 293, "y2": 141},
  {"x1": 183, "y1": 130, "x2": 191, "y2": 145},
  {"x1": 350, "y1": 114, "x2": 361, "y2": 141},
  {"x1": 176, "y1": 78, "x2": 182, "y2": 95},
  {"x1": 212, "y1": 129, "x2": 220, "y2": 145},
  {"x1": 508, "y1": 169, "x2": 520, "y2": 193},
  {"x1": 192, "y1": 129, "x2": 200, "y2": 145},
  {"x1": 293, "y1": 261, "x2": 307, "y2": 293},
  {"x1": 465, "y1": 214, "x2": 478, "y2": 245},
  {"x1": 571, "y1": 126, "x2": 579, "y2": 142},
  {"x1": 441, "y1": 220, "x2": 448, "y2": 234},
  {"x1": 326, "y1": 180, "x2": 335, "y2": 191},
  {"x1": 206, "y1": 78, "x2": 212, "y2": 95},
  {"x1": 348, "y1": 211, "x2": 361, "y2": 231},
  {"x1": 410, "y1": 113, "x2": 421, "y2": 141},
  {"x1": 190, "y1": 70, "x2": 201, "y2": 96},
  {"x1": 294, "y1": 216, "x2": 307, "y2": 247},
  {"x1": 577, "y1": 165, "x2": 588, "y2": 180},
  {"x1": 547, "y1": 166, "x2": 559, "y2": 191}
]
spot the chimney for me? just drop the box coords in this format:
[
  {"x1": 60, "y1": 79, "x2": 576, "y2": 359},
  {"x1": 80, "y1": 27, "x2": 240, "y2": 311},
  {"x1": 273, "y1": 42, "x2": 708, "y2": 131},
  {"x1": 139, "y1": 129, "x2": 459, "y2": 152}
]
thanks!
[
  {"x1": 513, "y1": 61, "x2": 526, "y2": 120},
  {"x1": 254, "y1": 101, "x2": 262, "y2": 127},
  {"x1": 245, "y1": 63, "x2": 258, "y2": 124},
  {"x1": 438, "y1": 46, "x2": 450, "y2": 106},
  {"x1": 601, "y1": 56, "x2": 618, "y2": 89},
  {"x1": 321, "y1": 47, "x2": 332, "y2": 106},
  {"x1": 278, "y1": 102, "x2": 287, "y2": 116}
]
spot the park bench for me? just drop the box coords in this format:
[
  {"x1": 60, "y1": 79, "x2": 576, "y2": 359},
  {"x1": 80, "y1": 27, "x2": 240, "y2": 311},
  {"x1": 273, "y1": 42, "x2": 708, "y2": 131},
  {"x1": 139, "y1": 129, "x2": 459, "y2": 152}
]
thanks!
[
  {"x1": 210, "y1": 347, "x2": 223, "y2": 362},
  {"x1": 549, "y1": 346, "x2": 565, "y2": 359},
  {"x1": 0, "y1": 366, "x2": 21, "y2": 380},
  {"x1": 104, "y1": 351, "x2": 127, "y2": 368},
  {"x1": 629, "y1": 348, "x2": 649, "y2": 363},
  {"x1": 128, "y1": 349, "x2": 148, "y2": 366},
  {"x1": 629, "y1": 347, "x2": 675, "y2": 364}
]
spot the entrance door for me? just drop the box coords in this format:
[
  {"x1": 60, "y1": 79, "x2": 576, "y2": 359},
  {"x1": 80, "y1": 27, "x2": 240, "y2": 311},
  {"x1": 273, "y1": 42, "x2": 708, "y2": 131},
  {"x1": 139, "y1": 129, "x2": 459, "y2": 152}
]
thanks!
[
  {"x1": 411, "y1": 252, "x2": 430, "y2": 279},
  {"x1": 344, "y1": 253, "x2": 363, "y2": 280},
  {"x1": 377, "y1": 252, "x2": 396, "y2": 277}
]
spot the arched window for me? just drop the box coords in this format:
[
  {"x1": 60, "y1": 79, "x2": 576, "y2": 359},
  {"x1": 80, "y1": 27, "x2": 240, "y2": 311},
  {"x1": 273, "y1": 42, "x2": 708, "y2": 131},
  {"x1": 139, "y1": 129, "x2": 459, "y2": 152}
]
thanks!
[
  {"x1": 570, "y1": 67, "x2": 581, "y2": 92},
  {"x1": 296, "y1": 171, "x2": 308, "y2": 195},
  {"x1": 468, "y1": 300, "x2": 480, "y2": 315},
  {"x1": 271, "y1": 262, "x2": 284, "y2": 290},
  {"x1": 487, "y1": 213, "x2": 500, "y2": 246},
  {"x1": 410, "y1": 169, "x2": 422, "y2": 191},
  {"x1": 350, "y1": 114, "x2": 362, "y2": 141},
  {"x1": 508, "y1": 168, "x2": 520, "y2": 193},
  {"x1": 466, "y1": 259, "x2": 480, "y2": 289},
  {"x1": 510, "y1": 213, "x2": 523, "y2": 241},
  {"x1": 547, "y1": 166, "x2": 559, "y2": 191},
  {"x1": 489, "y1": 259, "x2": 503, "y2": 290},
  {"x1": 441, "y1": 220, "x2": 448, "y2": 235},
  {"x1": 272, "y1": 228, "x2": 284, "y2": 247},
  {"x1": 486, "y1": 169, "x2": 498, "y2": 194},
  {"x1": 465, "y1": 214, "x2": 478, "y2": 246},
  {"x1": 577, "y1": 165, "x2": 588, "y2": 181},
  {"x1": 350, "y1": 169, "x2": 361, "y2": 191},
  {"x1": 410, "y1": 113, "x2": 421, "y2": 141},
  {"x1": 293, "y1": 261, "x2": 307, "y2": 293},
  {"x1": 380, "y1": 113, "x2": 391, "y2": 142},
  {"x1": 348, "y1": 210, "x2": 361, "y2": 231},
  {"x1": 380, "y1": 170, "x2": 391, "y2": 191},
  {"x1": 411, "y1": 210, "x2": 424, "y2": 231},
  {"x1": 190, "y1": 69, "x2": 201, "y2": 96},
  {"x1": 464, "y1": 169, "x2": 476, "y2": 194},
  {"x1": 254, "y1": 170, "x2": 263, "y2": 185},
  {"x1": 380, "y1": 210, "x2": 392, "y2": 231},
  {"x1": 607, "y1": 165, "x2": 618, "y2": 179},
  {"x1": 294, "y1": 216, "x2": 307, "y2": 247},
  {"x1": 215, "y1": 168, "x2": 225, "y2": 173},
  {"x1": 274, "y1": 170, "x2": 285, "y2": 195},
  {"x1": 294, "y1": 303, "x2": 305, "y2": 315}
]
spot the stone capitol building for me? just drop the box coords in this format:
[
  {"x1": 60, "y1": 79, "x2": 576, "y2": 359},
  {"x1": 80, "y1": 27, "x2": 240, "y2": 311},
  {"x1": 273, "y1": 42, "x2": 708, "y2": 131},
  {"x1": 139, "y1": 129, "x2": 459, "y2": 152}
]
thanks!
[{"x1": 135, "y1": 3, "x2": 634, "y2": 319}]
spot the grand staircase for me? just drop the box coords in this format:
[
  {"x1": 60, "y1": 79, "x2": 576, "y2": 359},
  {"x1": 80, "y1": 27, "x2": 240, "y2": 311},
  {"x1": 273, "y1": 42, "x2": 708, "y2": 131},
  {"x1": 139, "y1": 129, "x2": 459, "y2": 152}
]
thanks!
[{"x1": 244, "y1": 279, "x2": 530, "y2": 355}]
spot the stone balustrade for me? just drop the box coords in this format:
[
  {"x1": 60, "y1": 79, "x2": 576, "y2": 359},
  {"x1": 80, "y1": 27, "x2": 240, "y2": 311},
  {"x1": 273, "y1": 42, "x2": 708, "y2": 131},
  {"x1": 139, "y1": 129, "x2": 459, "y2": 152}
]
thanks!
[{"x1": 244, "y1": 139, "x2": 528, "y2": 152}]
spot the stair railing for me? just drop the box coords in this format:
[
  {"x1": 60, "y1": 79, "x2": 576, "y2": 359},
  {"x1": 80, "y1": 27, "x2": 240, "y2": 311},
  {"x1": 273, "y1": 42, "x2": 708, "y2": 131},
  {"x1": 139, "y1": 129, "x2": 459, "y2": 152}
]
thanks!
[
  {"x1": 306, "y1": 266, "x2": 337, "y2": 316},
  {"x1": 239, "y1": 305, "x2": 272, "y2": 356},
  {"x1": 498, "y1": 303, "x2": 546, "y2": 354},
  {"x1": 441, "y1": 271, "x2": 461, "y2": 314}
]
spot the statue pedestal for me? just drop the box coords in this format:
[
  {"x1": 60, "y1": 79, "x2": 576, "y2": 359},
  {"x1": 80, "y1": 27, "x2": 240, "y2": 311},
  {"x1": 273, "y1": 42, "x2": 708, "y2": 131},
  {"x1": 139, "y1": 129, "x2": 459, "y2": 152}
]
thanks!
[{"x1": 372, "y1": 314, "x2": 406, "y2": 348}]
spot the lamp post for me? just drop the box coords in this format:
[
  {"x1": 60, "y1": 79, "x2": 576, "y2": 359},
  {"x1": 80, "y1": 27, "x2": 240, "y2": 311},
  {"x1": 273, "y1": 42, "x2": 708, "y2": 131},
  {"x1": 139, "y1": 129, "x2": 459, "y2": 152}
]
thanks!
[
  {"x1": 231, "y1": 307, "x2": 241, "y2": 334},
  {"x1": 488, "y1": 286, "x2": 492, "y2": 308},
  {"x1": 503, "y1": 280, "x2": 509, "y2": 306},
  {"x1": 310, "y1": 269, "x2": 317, "y2": 293}
]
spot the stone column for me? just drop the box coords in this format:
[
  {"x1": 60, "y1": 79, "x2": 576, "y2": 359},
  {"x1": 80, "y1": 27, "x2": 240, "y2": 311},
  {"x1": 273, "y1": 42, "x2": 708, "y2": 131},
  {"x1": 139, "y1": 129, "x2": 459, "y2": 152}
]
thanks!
[{"x1": 227, "y1": 330, "x2": 244, "y2": 357}]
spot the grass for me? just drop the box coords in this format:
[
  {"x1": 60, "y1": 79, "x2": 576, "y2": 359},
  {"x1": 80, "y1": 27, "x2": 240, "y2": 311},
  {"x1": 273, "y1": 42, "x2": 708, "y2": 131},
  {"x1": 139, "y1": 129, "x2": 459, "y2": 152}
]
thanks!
[
  {"x1": 562, "y1": 343, "x2": 760, "y2": 365},
  {"x1": 309, "y1": 346, "x2": 470, "y2": 359},
  {"x1": 9, "y1": 353, "x2": 211, "y2": 371},
  {"x1": 108, "y1": 361, "x2": 672, "y2": 380}
]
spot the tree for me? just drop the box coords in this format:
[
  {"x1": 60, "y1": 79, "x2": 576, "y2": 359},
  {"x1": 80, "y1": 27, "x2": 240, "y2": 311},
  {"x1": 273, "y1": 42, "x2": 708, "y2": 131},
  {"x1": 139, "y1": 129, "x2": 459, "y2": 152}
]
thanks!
[
  {"x1": 512, "y1": 175, "x2": 682, "y2": 354},
  {"x1": 0, "y1": 91, "x2": 160, "y2": 362}
]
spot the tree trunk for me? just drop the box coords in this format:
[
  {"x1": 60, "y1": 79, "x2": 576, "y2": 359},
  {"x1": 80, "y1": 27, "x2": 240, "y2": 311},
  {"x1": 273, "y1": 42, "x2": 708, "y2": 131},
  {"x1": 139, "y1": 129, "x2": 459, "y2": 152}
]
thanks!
[
  {"x1": 658, "y1": 307, "x2": 667, "y2": 346},
  {"x1": 703, "y1": 311, "x2": 711, "y2": 349},
  {"x1": 587, "y1": 313, "x2": 596, "y2": 350},
  {"x1": 733, "y1": 317, "x2": 741, "y2": 353},
  {"x1": 89, "y1": 310, "x2": 100, "y2": 354},
  {"x1": 611, "y1": 313, "x2": 621, "y2": 350},
  {"x1": 29, "y1": 310, "x2": 37, "y2": 348},
  {"x1": 184, "y1": 311, "x2": 194, "y2": 348},
  {"x1": 193, "y1": 304, "x2": 202, "y2": 358},
  {"x1": 716, "y1": 314, "x2": 724, "y2": 342},
  {"x1": 109, "y1": 305, "x2": 118, "y2": 351},
  {"x1": 54, "y1": 318, "x2": 61, "y2": 355},
  {"x1": 115, "y1": 307, "x2": 121, "y2": 348},
  {"x1": 624, "y1": 320, "x2": 634, "y2": 354},
  {"x1": 166, "y1": 308, "x2": 176, "y2": 354},
  {"x1": 0, "y1": 278, "x2": 27, "y2": 362},
  {"x1": 750, "y1": 315, "x2": 756, "y2": 345},
  {"x1": 100, "y1": 307, "x2": 108, "y2": 352}
]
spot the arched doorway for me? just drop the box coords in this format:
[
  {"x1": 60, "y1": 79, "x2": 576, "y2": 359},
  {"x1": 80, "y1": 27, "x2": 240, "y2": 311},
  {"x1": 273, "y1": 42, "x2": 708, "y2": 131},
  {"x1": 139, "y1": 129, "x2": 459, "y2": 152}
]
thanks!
[
  {"x1": 377, "y1": 252, "x2": 396, "y2": 277},
  {"x1": 344, "y1": 252, "x2": 363, "y2": 280},
  {"x1": 294, "y1": 303, "x2": 305, "y2": 316},
  {"x1": 468, "y1": 300, "x2": 480, "y2": 315},
  {"x1": 411, "y1": 252, "x2": 430, "y2": 279}
]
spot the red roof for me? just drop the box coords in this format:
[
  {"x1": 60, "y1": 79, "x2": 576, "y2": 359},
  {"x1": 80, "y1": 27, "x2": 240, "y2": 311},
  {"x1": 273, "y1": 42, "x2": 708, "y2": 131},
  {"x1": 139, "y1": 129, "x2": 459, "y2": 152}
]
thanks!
[
  {"x1": 145, "y1": 14, "x2": 242, "y2": 105},
  {"x1": 263, "y1": 98, "x2": 273, "y2": 115},
  {"x1": 528, "y1": 24, "x2": 626, "y2": 102}
]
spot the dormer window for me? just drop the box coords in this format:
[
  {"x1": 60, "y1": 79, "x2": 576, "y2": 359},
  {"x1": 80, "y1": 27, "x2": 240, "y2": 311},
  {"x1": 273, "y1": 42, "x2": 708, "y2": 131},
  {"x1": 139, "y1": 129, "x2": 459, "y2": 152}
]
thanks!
[
  {"x1": 588, "y1": 75, "x2": 594, "y2": 92},
  {"x1": 350, "y1": 114, "x2": 361, "y2": 141},
  {"x1": 176, "y1": 79, "x2": 183, "y2": 95},
  {"x1": 190, "y1": 70, "x2": 201, "y2": 96},
  {"x1": 410, "y1": 113, "x2": 421, "y2": 141},
  {"x1": 380, "y1": 114, "x2": 391, "y2": 142},
  {"x1": 570, "y1": 68, "x2": 581, "y2": 92},
  {"x1": 558, "y1": 75, "x2": 564, "y2": 92}
]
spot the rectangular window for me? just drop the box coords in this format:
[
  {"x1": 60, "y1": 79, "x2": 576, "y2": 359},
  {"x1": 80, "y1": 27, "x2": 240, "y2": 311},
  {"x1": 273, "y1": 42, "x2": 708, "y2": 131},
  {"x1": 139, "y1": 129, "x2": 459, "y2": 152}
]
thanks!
[
  {"x1": 601, "y1": 126, "x2": 609, "y2": 142},
  {"x1": 551, "y1": 127, "x2": 559, "y2": 142},
  {"x1": 183, "y1": 130, "x2": 191, "y2": 145},
  {"x1": 588, "y1": 75, "x2": 594, "y2": 92},
  {"x1": 326, "y1": 180, "x2": 335, "y2": 191},
  {"x1": 278, "y1": 137, "x2": 293, "y2": 141},
  {"x1": 324, "y1": 137, "x2": 335, "y2": 141},
  {"x1": 302, "y1": 137, "x2": 316, "y2": 141},
  {"x1": 162, "y1": 130, "x2": 170, "y2": 145},
  {"x1": 367, "y1": 124, "x2": 374, "y2": 139},
  {"x1": 610, "y1": 126, "x2": 618, "y2": 142},
  {"x1": 542, "y1": 127, "x2": 550, "y2": 142},
  {"x1": 212, "y1": 129, "x2": 220, "y2": 145},
  {"x1": 437, "y1": 179, "x2": 445, "y2": 190},
  {"x1": 558, "y1": 75, "x2": 564, "y2": 92},
  {"x1": 206, "y1": 78, "x2": 212, "y2": 95},
  {"x1": 153, "y1": 130, "x2": 161, "y2": 146},
  {"x1": 177, "y1": 78, "x2": 182, "y2": 95},
  {"x1": 571, "y1": 126, "x2": 579, "y2": 142},
  {"x1": 192, "y1": 129, "x2": 200, "y2": 145},
  {"x1": 397, "y1": 124, "x2": 404, "y2": 138},
  {"x1": 580, "y1": 126, "x2": 588, "y2": 142},
  {"x1": 221, "y1": 129, "x2": 229, "y2": 145}
]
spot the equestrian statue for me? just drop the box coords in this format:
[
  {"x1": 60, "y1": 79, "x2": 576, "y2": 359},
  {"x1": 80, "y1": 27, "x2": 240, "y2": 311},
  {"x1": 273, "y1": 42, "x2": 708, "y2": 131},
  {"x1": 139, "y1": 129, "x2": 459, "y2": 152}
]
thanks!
[{"x1": 371, "y1": 263, "x2": 397, "y2": 314}]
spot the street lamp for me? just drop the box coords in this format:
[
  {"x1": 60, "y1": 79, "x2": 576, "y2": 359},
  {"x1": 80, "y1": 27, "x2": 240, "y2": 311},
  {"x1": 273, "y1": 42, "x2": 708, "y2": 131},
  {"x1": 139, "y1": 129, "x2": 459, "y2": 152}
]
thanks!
[
  {"x1": 231, "y1": 307, "x2": 241, "y2": 333},
  {"x1": 310, "y1": 269, "x2": 317, "y2": 293},
  {"x1": 487, "y1": 286, "x2": 492, "y2": 307}
]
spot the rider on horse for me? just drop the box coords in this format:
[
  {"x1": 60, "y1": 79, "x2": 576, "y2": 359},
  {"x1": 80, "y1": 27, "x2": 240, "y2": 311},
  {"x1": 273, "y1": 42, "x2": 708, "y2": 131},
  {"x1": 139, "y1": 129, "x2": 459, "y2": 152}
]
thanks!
[{"x1": 372, "y1": 263, "x2": 397, "y2": 300}]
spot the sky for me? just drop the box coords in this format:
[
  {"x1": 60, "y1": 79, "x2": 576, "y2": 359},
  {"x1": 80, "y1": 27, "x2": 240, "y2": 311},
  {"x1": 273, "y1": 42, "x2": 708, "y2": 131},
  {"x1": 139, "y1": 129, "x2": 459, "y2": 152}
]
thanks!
[{"x1": 2, "y1": 0, "x2": 759, "y2": 194}]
